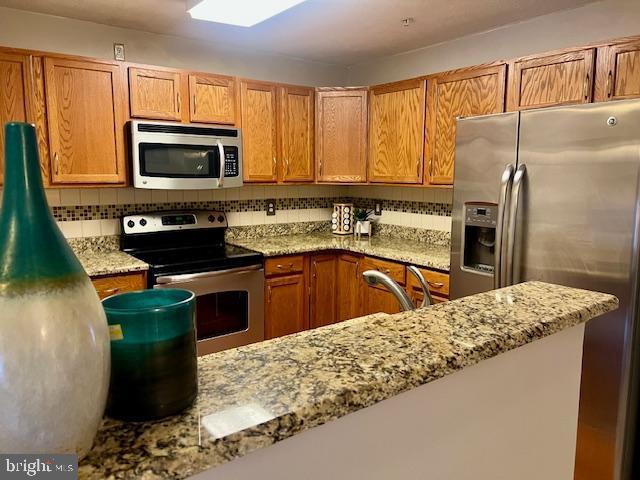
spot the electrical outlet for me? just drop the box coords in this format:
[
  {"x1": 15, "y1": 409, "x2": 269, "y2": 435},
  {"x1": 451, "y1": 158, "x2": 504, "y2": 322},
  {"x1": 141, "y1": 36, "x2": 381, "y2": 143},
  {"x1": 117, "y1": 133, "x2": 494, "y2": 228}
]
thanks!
[
  {"x1": 266, "y1": 199, "x2": 276, "y2": 216},
  {"x1": 374, "y1": 202, "x2": 382, "y2": 216}
]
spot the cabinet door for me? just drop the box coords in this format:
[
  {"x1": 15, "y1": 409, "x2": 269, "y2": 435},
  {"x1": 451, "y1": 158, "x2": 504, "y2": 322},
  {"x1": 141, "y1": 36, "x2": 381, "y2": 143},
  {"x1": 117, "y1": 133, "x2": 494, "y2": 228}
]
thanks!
[
  {"x1": 280, "y1": 85, "x2": 314, "y2": 182},
  {"x1": 189, "y1": 73, "x2": 238, "y2": 124},
  {"x1": 265, "y1": 274, "x2": 307, "y2": 339},
  {"x1": 45, "y1": 57, "x2": 126, "y2": 184},
  {"x1": 337, "y1": 254, "x2": 362, "y2": 321},
  {"x1": 369, "y1": 78, "x2": 425, "y2": 184},
  {"x1": 0, "y1": 52, "x2": 49, "y2": 186},
  {"x1": 309, "y1": 254, "x2": 338, "y2": 328},
  {"x1": 316, "y1": 89, "x2": 368, "y2": 183},
  {"x1": 507, "y1": 48, "x2": 595, "y2": 111},
  {"x1": 129, "y1": 67, "x2": 182, "y2": 121},
  {"x1": 240, "y1": 80, "x2": 278, "y2": 182},
  {"x1": 425, "y1": 65, "x2": 506, "y2": 185},
  {"x1": 595, "y1": 39, "x2": 640, "y2": 102},
  {"x1": 357, "y1": 257, "x2": 405, "y2": 316}
]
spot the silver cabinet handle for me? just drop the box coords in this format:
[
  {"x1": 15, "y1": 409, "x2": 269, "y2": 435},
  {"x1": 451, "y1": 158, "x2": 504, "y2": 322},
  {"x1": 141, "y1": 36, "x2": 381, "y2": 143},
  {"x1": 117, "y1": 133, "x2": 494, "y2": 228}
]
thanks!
[
  {"x1": 156, "y1": 265, "x2": 261, "y2": 284},
  {"x1": 494, "y1": 164, "x2": 514, "y2": 289},
  {"x1": 427, "y1": 281, "x2": 444, "y2": 288},
  {"x1": 217, "y1": 140, "x2": 225, "y2": 187},
  {"x1": 505, "y1": 164, "x2": 526, "y2": 287}
]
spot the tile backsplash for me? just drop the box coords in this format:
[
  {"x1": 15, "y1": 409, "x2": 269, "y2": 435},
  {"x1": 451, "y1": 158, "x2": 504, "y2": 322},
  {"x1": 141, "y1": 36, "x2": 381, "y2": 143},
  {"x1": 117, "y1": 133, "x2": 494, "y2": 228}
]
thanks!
[{"x1": 1, "y1": 185, "x2": 453, "y2": 239}]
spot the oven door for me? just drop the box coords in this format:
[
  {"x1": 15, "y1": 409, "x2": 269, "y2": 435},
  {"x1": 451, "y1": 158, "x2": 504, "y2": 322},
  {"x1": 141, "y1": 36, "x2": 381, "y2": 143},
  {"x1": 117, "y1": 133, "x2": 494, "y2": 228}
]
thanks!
[{"x1": 154, "y1": 265, "x2": 264, "y2": 355}]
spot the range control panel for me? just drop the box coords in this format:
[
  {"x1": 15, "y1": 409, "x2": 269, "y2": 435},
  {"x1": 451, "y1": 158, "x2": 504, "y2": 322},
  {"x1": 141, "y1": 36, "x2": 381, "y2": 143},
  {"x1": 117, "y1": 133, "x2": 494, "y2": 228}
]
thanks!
[
  {"x1": 464, "y1": 203, "x2": 498, "y2": 228},
  {"x1": 122, "y1": 211, "x2": 228, "y2": 234}
]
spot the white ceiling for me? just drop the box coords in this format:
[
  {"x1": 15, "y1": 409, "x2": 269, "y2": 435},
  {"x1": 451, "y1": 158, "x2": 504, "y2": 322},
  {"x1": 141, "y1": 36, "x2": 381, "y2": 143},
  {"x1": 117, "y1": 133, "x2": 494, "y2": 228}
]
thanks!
[{"x1": 0, "y1": 0, "x2": 596, "y2": 65}]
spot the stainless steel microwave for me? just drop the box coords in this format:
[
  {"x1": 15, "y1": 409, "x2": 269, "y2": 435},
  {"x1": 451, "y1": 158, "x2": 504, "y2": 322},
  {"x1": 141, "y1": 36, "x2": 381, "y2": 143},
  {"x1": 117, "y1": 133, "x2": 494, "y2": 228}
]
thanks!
[{"x1": 131, "y1": 120, "x2": 243, "y2": 190}]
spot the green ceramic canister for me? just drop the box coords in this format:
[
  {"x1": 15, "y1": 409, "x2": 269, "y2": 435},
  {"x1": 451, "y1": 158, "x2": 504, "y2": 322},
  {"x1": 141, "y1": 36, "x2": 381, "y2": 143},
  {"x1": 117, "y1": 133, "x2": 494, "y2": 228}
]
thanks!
[{"x1": 102, "y1": 289, "x2": 198, "y2": 420}]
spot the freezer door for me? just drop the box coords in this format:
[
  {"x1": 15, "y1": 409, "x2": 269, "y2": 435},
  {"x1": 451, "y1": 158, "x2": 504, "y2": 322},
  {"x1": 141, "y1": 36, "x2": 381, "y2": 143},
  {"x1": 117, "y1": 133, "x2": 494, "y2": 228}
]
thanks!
[
  {"x1": 516, "y1": 99, "x2": 640, "y2": 480},
  {"x1": 450, "y1": 112, "x2": 519, "y2": 299}
]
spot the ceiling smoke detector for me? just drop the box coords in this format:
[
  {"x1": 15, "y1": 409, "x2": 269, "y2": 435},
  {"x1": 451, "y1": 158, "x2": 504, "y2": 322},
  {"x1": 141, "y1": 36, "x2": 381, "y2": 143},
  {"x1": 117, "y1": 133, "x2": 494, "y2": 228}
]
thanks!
[{"x1": 401, "y1": 17, "x2": 415, "y2": 27}]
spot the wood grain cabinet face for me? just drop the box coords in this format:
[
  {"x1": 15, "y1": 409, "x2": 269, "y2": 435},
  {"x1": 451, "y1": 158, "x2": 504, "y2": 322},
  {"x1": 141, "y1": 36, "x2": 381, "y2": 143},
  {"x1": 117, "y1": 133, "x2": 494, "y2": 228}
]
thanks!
[
  {"x1": 507, "y1": 49, "x2": 595, "y2": 111},
  {"x1": 280, "y1": 86, "x2": 314, "y2": 183},
  {"x1": 45, "y1": 57, "x2": 126, "y2": 184},
  {"x1": 91, "y1": 272, "x2": 146, "y2": 300},
  {"x1": 357, "y1": 256, "x2": 405, "y2": 316},
  {"x1": 315, "y1": 89, "x2": 368, "y2": 183},
  {"x1": 309, "y1": 254, "x2": 338, "y2": 328},
  {"x1": 368, "y1": 79, "x2": 426, "y2": 184},
  {"x1": 337, "y1": 254, "x2": 362, "y2": 321},
  {"x1": 265, "y1": 274, "x2": 308, "y2": 339},
  {"x1": 240, "y1": 80, "x2": 278, "y2": 182},
  {"x1": 595, "y1": 40, "x2": 640, "y2": 102},
  {"x1": 189, "y1": 73, "x2": 238, "y2": 124},
  {"x1": 425, "y1": 65, "x2": 506, "y2": 185},
  {"x1": 129, "y1": 67, "x2": 182, "y2": 121},
  {"x1": 0, "y1": 51, "x2": 49, "y2": 186}
]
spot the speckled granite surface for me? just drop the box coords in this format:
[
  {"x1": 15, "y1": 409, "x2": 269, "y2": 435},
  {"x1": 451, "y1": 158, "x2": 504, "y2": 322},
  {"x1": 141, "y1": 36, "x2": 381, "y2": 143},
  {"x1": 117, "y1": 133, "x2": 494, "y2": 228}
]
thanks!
[
  {"x1": 79, "y1": 281, "x2": 617, "y2": 479},
  {"x1": 68, "y1": 237, "x2": 149, "y2": 277},
  {"x1": 230, "y1": 231, "x2": 451, "y2": 271}
]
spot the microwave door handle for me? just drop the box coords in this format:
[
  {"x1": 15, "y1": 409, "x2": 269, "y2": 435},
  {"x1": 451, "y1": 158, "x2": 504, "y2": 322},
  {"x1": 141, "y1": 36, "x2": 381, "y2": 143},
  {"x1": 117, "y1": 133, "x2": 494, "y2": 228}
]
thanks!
[
  {"x1": 494, "y1": 164, "x2": 514, "y2": 290},
  {"x1": 216, "y1": 140, "x2": 225, "y2": 187},
  {"x1": 505, "y1": 164, "x2": 526, "y2": 287}
]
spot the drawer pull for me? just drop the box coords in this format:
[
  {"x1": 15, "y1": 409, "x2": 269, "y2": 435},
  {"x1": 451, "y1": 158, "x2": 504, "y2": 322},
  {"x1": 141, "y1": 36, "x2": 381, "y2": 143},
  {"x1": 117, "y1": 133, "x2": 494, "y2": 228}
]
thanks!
[
  {"x1": 427, "y1": 281, "x2": 444, "y2": 288},
  {"x1": 99, "y1": 287, "x2": 120, "y2": 297},
  {"x1": 276, "y1": 263, "x2": 295, "y2": 269},
  {"x1": 377, "y1": 267, "x2": 390, "y2": 274}
]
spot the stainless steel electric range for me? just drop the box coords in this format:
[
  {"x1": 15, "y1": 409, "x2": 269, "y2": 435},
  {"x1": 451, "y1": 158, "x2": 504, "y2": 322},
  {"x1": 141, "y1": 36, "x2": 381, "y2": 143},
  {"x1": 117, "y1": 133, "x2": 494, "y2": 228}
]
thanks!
[{"x1": 121, "y1": 210, "x2": 264, "y2": 355}]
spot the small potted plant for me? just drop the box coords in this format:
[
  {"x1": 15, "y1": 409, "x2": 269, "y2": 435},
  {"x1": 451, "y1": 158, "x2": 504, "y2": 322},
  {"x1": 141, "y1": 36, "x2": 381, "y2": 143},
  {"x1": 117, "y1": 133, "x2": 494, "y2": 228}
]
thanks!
[{"x1": 353, "y1": 208, "x2": 374, "y2": 237}]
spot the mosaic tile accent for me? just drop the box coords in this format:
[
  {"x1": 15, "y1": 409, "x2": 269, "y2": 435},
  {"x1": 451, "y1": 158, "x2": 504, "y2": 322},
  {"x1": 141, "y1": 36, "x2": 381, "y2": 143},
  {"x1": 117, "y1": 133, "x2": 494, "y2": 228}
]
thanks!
[{"x1": 51, "y1": 197, "x2": 452, "y2": 222}]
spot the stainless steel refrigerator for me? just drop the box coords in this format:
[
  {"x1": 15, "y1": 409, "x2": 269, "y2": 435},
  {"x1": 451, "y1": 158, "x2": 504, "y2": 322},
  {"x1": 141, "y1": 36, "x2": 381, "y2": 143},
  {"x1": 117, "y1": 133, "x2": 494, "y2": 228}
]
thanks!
[{"x1": 450, "y1": 99, "x2": 640, "y2": 480}]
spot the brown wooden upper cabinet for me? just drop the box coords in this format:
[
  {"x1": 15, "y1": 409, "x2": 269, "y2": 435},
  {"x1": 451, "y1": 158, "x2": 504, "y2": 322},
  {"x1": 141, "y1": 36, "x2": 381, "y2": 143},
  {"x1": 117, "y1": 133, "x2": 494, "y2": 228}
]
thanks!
[
  {"x1": 279, "y1": 85, "x2": 314, "y2": 182},
  {"x1": 240, "y1": 81, "x2": 314, "y2": 183},
  {"x1": 507, "y1": 48, "x2": 595, "y2": 111},
  {"x1": 425, "y1": 64, "x2": 506, "y2": 186},
  {"x1": 595, "y1": 38, "x2": 640, "y2": 102},
  {"x1": 0, "y1": 51, "x2": 49, "y2": 186},
  {"x1": 315, "y1": 88, "x2": 368, "y2": 183},
  {"x1": 240, "y1": 79, "x2": 278, "y2": 182},
  {"x1": 188, "y1": 73, "x2": 238, "y2": 124},
  {"x1": 369, "y1": 78, "x2": 426, "y2": 184},
  {"x1": 45, "y1": 57, "x2": 127, "y2": 184},
  {"x1": 129, "y1": 67, "x2": 182, "y2": 121}
]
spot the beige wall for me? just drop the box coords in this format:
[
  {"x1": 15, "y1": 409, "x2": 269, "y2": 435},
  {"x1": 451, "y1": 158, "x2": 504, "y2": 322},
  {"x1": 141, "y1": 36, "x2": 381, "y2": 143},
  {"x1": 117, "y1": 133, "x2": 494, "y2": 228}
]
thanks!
[
  {"x1": 346, "y1": 0, "x2": 640, "y2": 85},
  {"x1": 0, "y1": 7, "x2": 347, "y2": 86}
]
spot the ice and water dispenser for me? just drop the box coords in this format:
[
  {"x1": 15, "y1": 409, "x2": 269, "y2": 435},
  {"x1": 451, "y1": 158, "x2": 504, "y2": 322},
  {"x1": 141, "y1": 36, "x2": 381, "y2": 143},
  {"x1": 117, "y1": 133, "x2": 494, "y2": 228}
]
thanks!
[{"x1": 462, "y1": 202, "x2": 497, "y2": 274}]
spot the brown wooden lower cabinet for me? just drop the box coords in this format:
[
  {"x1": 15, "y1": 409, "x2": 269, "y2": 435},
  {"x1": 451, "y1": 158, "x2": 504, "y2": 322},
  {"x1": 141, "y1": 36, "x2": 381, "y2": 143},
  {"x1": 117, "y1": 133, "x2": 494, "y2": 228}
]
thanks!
[
  {"x1": 337, "y1": 254, "x2": 361, "y2": 321},
  {"x1": 265, "y1": 272, "x2": 308, "y2": 339},
  {"x1": 91, "y1": 271, "x2": 147, "y2": 300},
  {"x1": 264, "y1": 253, "x2": 449, "y2": 340},
  {"x1": 309, "y1": 253, "x2": 338, "y2": 328}
]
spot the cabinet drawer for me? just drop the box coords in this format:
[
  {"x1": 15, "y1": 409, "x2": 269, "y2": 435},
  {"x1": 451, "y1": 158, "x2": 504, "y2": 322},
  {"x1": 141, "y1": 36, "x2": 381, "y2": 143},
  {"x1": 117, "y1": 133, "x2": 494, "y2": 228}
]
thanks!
[
  {"x1": 265, "y1": 255, "x2": 305, "y2": 276},
  {"x1": 92, "y1": 272, "x2": 146, "y2": 300},
  {"x1": 361, "y1": 257, "x2": 405, "y2": 285},
  {"x1": 422, "y1": 269, "x2": 449, "y2": 296},
  {"x1": 407, "y1": 267, "x2": 450, "y2": 297}
]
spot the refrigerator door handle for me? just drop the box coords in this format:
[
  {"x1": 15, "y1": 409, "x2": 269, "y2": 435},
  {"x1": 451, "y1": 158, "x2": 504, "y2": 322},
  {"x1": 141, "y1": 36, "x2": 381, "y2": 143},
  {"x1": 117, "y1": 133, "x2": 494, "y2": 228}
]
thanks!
[
  {"x1": 494, "y1": 164, "x2": 515, "y2": 289},
  {"x1": 505, "y1": 164, "x2": 526, "y2": 286}
]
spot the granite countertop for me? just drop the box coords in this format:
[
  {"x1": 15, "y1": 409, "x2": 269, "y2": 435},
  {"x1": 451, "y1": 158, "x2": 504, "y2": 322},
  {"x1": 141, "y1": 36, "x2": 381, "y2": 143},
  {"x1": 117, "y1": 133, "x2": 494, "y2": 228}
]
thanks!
[
  {"x1": 229, "y1": 231, "x2": 451, "y2": 271},
  {"x1": 79, "y1": 281, "x2": 617, "y2": 479},
  {"x1": 68, "y1": 237, "x2": 149, "y2": 277}
]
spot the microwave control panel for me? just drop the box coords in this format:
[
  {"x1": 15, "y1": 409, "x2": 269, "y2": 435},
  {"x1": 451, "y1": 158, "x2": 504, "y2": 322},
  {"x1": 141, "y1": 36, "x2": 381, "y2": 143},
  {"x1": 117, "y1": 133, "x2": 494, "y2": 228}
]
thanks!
[{"x1": 224, "y1": 146, "x2": 240, "y2": 177}]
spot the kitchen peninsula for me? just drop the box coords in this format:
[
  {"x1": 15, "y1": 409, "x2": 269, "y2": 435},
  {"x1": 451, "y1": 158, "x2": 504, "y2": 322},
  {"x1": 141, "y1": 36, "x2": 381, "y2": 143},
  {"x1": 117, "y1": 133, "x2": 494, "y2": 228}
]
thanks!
[{"x1": 79, "y1": 281, "x2": 617, "y2": 480}]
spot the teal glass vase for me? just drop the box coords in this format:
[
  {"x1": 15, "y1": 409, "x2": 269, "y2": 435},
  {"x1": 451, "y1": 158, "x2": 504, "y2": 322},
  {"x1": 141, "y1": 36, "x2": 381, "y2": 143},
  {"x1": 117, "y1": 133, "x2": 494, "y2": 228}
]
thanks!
[{"x1": 0, "y1": 122, "x2": 110, "y2": 457}]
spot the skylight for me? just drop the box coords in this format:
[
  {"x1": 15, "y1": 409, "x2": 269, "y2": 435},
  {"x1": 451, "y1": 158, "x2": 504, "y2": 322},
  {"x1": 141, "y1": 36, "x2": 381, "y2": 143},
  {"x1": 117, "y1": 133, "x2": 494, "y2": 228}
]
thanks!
[{"x1": 187, "y1": 0, "x2": 308, "y2": 27}]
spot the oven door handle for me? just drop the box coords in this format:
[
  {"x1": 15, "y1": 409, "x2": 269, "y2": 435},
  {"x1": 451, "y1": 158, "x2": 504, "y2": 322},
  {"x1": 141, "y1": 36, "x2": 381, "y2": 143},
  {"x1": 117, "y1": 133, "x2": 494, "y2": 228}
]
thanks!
[
  {"x1": 156, "y1": 265, "x2": 262, "y2": 284},
  {"x1": 217, "y1": 140, "x2": 225, "y2": 187}
]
